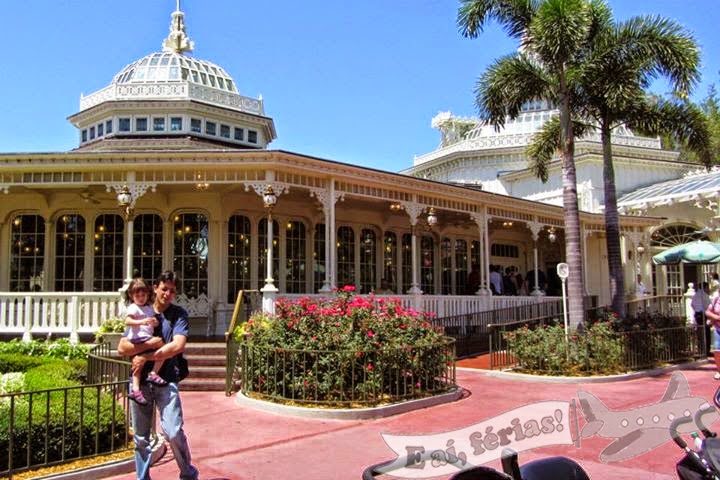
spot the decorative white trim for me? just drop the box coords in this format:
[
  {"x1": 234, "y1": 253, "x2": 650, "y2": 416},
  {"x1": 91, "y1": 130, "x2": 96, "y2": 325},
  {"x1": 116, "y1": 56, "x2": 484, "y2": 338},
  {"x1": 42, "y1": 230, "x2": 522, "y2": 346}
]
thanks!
[{"x1": 106, "y1": 182, "x2": 157, "y2": 207}]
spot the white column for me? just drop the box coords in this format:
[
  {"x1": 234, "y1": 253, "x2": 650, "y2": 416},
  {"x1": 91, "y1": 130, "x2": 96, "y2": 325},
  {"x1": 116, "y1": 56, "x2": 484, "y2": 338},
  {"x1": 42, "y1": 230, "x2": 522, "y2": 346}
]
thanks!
[
  {"x1": 0, "y1": 220, "x2": 7, "y2": 291},
  {"x1": 471, "y1": 212, "x2": 491, "y2": 295},
  {"x1": 484, "y1": 211, "x2": 491, "y2": 295},
  {"x1": 43, "y1": 220, "x2": 53, "y2": 290},
  {"x1": 582, "y1": 227, "x2": 590, "y2": 296},
  {"x1": 310, "y1": 182, "x2": 343, "y2": 292},
  {"x1": 401, "y1": 201, "x2": 423, "y2": 295},
  {"x1": 527, "y1": 220, "x2": 544, "y2": 296}
]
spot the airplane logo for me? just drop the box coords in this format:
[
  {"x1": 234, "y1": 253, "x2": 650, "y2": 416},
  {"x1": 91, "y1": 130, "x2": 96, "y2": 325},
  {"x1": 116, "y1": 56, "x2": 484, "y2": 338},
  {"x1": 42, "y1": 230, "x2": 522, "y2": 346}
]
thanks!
[{"x1": 578, "y1": 371, "x2": 718, "y2": 462}]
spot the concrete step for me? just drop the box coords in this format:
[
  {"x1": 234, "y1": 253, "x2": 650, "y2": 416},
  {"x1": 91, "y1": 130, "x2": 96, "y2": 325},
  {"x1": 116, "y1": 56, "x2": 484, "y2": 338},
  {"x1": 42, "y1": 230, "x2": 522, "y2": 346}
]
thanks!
[
  {"x1": 188, "y1": 365, "x2": 226, "y2": 378},
  {"x1": 179, "y1": 378, "x2": 226, "y2": 392},
  {"x1": 184, "y1": 342, "x2": 227, "y2": 356},
  {"x1": 185, "y1": 354, "x2": 225, "y2": 367}
]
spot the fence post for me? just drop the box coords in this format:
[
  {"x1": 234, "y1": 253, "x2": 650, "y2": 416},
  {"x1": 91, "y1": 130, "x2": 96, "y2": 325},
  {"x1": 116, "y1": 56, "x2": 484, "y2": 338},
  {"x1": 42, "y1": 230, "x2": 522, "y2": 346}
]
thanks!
[
  {"x1": 22, "y1": 295, "x2": 32, "y2": 342},
  {"x1": 69, "y1": 295, "x2": 79, "y2": 345}
]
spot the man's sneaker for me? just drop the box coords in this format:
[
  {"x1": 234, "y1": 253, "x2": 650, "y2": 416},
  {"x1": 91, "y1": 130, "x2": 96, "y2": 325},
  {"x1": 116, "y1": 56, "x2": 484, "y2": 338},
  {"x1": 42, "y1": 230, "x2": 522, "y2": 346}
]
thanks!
[{"x1": 128, "y1": 389, "x2": 149, "y2": 405}]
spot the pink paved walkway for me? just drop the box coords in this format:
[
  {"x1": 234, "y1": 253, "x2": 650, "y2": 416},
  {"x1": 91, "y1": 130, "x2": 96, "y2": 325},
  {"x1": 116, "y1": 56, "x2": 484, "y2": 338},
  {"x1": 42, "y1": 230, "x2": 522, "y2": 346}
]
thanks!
[{"x1": 106, "y1": 364, "x2": 720, "y2": 479}]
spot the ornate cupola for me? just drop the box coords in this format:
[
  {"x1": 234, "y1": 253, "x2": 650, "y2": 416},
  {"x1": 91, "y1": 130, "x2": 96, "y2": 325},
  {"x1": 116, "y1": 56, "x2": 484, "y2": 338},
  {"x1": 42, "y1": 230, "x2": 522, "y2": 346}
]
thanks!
[{"x1": 68, "y1": 1, "x2": 276, "y2": 151}]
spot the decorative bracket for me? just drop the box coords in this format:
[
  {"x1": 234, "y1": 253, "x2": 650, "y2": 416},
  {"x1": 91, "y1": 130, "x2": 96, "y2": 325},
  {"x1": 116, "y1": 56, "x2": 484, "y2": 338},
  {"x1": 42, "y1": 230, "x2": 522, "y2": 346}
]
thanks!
[
  {"x1": 400, "y1": 201, "x2": 425, "y2": 226},
  {"x1": 309, "y1": 187, "x2": 344, "y2": 213},
  {"x1": 106, "y1": 182, "x2": 157, "y2": 208},
  {"x1": 244, "y1": 181, "x2": 290, "y2": 198}
]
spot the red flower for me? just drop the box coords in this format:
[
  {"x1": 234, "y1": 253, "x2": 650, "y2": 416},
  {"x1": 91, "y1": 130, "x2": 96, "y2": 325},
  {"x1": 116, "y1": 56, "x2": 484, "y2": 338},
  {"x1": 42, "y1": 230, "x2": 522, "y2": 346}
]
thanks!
[
  {"x1": 367, "y1": 330, "x2": 375, "y2": 338},
  {"x1": 342, "y1": 285, "x2": 356, "y2": 292},
  {"x1": 366, "y1": 363, "x2": 374, "y2": 371}
]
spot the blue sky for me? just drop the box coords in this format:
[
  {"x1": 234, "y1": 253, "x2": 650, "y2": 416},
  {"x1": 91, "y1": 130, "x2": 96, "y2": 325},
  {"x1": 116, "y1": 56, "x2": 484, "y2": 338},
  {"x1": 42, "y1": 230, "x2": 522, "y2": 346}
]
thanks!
[{"x1": 0, "y1": 1, "x2": 718, "y2": 172}]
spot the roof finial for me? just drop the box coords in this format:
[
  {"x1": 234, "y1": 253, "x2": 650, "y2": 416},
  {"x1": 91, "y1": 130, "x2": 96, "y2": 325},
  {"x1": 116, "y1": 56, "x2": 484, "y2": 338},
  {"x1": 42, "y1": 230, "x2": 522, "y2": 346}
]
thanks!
[{"x1": 163, "y1": 1, "x2": 194, "y2": 54}]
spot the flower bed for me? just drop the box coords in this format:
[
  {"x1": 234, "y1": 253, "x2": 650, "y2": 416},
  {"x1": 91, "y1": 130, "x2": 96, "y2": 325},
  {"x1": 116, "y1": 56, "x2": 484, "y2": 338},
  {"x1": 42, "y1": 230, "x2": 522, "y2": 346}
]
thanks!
[{"x1": 234, "y1": 288, "x2": 456, "y2": 406}]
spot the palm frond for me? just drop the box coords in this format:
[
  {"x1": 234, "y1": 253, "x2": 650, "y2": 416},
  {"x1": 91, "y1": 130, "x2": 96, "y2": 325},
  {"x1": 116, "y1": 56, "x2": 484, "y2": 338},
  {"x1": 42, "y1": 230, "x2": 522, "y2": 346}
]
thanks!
[
  {"x1": 530, "y1": 0, "x2": 591, "y2": 67},
  {"x1": 526, "y1": 116, "x2": 593, "y2": 182},
  {"x1": 458, "y1": 0, "x2": 539, "y2": 39},
  {"x1": 475, "y1": 53, "x2": 553, "y2": 129},
  {"x1": 626, "y1": 99, "x2": 713, "y2": 167}
]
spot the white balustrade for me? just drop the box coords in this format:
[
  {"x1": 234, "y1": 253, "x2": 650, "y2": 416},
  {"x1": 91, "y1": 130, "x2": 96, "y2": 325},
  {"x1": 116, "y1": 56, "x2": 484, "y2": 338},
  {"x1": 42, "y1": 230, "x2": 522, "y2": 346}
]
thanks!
[{"x1": 0, "y1": 292, "x2": 124, "y2": 342}]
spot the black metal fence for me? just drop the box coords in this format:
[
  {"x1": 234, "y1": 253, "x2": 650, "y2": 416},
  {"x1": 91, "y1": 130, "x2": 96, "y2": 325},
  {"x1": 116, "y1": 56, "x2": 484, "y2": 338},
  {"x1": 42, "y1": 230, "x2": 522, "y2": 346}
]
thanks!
[
  {"x1": 238, "y1": 339, "x2": 457, "y2": 406},
  {"x1": 87, "y1": 342, "x2": 132, "y2": 384},
  {"x1": 435, "y1": 299, "x2": 565, "y2": 358},
  {"x1": 0, "y1": 380, "x2": 131, "y2": 478}
]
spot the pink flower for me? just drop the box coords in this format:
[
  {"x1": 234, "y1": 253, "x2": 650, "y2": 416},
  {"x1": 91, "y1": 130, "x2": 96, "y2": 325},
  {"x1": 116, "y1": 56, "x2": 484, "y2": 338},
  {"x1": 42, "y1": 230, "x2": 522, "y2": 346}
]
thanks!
[
  {"x1": 342, "y1": 285, "x2": 356, "y2": 292},
  {"x1": 367, "y1": 330, "x2": 375, "y2": 338},
  {"x1": 366, "y1": 363, "x2": 374, "y2": 371}
]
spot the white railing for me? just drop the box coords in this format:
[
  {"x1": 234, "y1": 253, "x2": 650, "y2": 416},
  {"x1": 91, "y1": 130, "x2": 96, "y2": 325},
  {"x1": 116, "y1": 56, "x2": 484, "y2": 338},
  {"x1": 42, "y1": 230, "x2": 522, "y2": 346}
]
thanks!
[
  {"x1": 278, "y1": 294, "x2": 558, "y2": 317},
  {"x1": 0, "y1": 292, "x2": 124, "y2": 343}
]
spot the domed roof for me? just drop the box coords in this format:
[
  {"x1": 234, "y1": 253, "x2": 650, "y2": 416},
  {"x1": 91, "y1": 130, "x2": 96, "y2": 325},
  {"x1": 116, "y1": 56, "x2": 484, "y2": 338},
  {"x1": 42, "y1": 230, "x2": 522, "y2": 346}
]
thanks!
[{"x1": 112, "y1": 51, "x2": 237, "y2": 94}]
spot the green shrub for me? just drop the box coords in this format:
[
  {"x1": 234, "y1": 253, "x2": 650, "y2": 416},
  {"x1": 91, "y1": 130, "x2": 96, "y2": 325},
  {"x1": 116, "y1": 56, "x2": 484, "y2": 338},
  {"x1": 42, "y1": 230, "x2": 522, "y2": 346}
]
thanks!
[
  {"x1": 0, "y1": 354, "x2": 46, "y2": 374},
  {"x1": 236, "y1": 288, "x2": 454, "y2": 404},
  {"x1": 0, "y1": 358, "x2": 127, "y2": 471},
  {"x1": 503, "y1": 322, "x2": 625, "y2": 375},
  {"x1": 0, "y1": 338, "x2": 91, "y2": 361}
]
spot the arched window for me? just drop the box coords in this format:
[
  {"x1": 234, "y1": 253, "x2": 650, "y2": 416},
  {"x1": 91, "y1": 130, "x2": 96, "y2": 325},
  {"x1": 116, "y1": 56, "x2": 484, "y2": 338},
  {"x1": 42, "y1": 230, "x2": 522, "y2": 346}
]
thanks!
[
  {"x1": 421, "y1": 236, "x2": 435, "y2": 294},
  {"x1": 173, "y1": 213, "x2": 209, "y2": 298},
  {"x1": 441, "y1": 238, "x2": 452, "y2": 294},
  {"x1": 383, "y1": 232, "x2": 397, "y2": 294},
  {"x1": 360, "y1": 229, "x2": 376, "y2": 294},
  {"x1": 456, "y1": 239, "x2": 468, "y2": 295},
  {"x1": 93, "y1": 214, "x2": 124, "y2": 292},
  {"x1": 402, "y1": 233, "x2": 412, "y2": 294},
  {"x1": 337, "y1": 226, "x2": 355, "y2": 289},
  {"x1": 10, "y1": 214, "x2": 45, "y2": 292},
  {"x1": 650, "y1": 224, "x2": 708, "y2": 247},
  {"x1": 55, "y1": 214, "x2": 86, "y2": 291},
  {"x1": 313, "y1": 223, "x2": 325, "y2": 292},
  {"x1": 133, "y1": 214, "x2": 163, "y2": 283},
  {"x1": 228, "y1": 215, "x2": 251, "y2": 303},
  {"x1": 285, "y1": 220, "x2": 306, "y2": 293},
  {"x1": 471, "y1": 240, "x2": 481, "y2": 271},
  {"x1": 258, "y1": 218, "x2": 279, "y2": 288}
]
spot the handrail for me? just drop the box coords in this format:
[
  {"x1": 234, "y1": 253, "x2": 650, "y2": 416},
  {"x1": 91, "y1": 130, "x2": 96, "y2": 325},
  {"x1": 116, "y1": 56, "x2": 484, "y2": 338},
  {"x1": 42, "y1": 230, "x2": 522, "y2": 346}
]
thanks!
[{"x1": 225, "y1": 290, "x2": 261, "y2": 395}]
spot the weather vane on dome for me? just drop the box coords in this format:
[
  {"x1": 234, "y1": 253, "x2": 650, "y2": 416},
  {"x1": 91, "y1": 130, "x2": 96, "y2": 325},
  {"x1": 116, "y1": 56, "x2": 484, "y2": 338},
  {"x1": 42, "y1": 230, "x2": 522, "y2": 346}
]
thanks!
[{"x1": 163, "y1": 0, "x2": 194, "y2": 54}]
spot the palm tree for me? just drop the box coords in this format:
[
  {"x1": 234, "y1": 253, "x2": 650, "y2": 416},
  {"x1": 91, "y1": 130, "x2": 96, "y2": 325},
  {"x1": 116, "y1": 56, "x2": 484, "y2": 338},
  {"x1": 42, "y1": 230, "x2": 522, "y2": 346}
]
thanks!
[
  {"x1": 527, "y1": 7, "x2": 711, "y2": 317},
  {"x1": 459, "y1": 0, "x2": 604, "y2": 328}
]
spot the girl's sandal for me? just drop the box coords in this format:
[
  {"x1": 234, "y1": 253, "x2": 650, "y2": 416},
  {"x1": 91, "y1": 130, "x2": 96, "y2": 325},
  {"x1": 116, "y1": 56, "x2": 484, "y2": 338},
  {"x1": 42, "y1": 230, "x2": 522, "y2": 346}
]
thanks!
[
  {"x1": 128, "y1": 389, "x2": 149, "y2": 405},
  {"x1": 147, "y1": 372, "x2": 168, "y2": 387}
]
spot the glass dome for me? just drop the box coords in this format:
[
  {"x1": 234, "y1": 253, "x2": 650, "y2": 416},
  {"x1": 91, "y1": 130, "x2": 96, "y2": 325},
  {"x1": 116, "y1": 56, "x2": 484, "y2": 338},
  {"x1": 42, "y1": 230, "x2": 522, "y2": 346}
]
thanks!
[{"x1": 112, "y1": 52, "x2": 237, "y2": 93}]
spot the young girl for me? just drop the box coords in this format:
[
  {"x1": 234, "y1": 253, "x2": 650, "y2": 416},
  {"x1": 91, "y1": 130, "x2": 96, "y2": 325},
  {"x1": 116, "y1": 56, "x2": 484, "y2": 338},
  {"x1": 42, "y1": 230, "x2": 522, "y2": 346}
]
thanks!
[{"x1": 125, "y1": 278, "x2": 167, "y2": 405}]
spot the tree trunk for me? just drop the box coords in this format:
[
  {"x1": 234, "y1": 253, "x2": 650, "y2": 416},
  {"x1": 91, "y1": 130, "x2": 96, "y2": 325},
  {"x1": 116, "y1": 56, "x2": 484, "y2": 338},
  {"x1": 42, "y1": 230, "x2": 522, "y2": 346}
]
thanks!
[
  {"x1": 601, "y1": 119, "x2": 626, "y2": 318},
  {"x1": 558, "y1": 82, "x2": 585, "y2": 329}
]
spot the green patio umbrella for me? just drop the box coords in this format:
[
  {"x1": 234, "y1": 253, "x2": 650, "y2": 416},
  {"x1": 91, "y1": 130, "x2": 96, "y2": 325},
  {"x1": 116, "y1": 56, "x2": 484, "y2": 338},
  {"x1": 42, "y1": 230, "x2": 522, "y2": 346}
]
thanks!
[{"x1": 652, "y1": 240, "x2": 720, "y2": 265}]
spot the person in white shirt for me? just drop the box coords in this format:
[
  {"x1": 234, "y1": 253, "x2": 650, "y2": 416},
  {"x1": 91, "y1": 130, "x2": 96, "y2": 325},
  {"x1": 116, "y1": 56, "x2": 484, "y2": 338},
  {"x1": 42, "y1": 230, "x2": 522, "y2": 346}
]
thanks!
[{"x1": 489, "y1": 265, "x2": 503, "y2": 295}]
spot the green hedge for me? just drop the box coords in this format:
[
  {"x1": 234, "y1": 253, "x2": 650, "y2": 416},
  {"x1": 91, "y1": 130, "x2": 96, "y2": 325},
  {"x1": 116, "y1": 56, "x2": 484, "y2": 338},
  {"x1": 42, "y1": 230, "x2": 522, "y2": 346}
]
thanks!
[
  {"x1": 0, "y1": 354, "x2": 47, "y2": 374},
  {"x1": 0, "y1": 360, "x2": 127, "y2": 472},
  {"x1": 0, "y1": 339, "x2": 91, "y2": 361}
]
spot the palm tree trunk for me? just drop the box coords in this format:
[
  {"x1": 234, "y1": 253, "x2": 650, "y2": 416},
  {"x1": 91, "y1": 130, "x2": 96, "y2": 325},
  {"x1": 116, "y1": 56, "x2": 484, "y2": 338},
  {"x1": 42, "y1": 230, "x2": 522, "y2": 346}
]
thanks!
[
  {"x1": 601, "y1": 119, "x2": 626, "y2": 318},
  {"x1": 558, "y1": 82, "x2": 586, "y2": 329}
]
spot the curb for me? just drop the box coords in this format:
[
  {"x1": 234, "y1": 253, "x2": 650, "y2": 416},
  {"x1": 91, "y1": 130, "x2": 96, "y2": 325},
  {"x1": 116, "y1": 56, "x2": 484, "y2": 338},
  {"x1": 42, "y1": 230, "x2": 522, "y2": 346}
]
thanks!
[
  {"x1": 235, "y1": 388, "x2": 464, "y2": 420},
  {"x1": 458, "y1": 359, "x2": 711, "y2": 384},
  {"x1": 33, "y1": 438, "x2": 167, "y2": 480}
]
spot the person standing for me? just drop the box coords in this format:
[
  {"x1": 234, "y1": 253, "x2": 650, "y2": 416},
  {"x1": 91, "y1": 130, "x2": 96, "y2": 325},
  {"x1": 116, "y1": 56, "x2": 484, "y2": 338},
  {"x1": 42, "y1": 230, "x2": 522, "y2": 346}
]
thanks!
[
  {"x1": 692, "y1": 282, "x2": 712, "y2": 355},
  {"x1": 489, "y1": 265, "x2": 503, "y2": 296},
  {"x1": 117, "y1": 271, "x2": 199, "y2": 480},
  {"x1": 705, "y1": 293, "x2": 720, "y2": 380}
]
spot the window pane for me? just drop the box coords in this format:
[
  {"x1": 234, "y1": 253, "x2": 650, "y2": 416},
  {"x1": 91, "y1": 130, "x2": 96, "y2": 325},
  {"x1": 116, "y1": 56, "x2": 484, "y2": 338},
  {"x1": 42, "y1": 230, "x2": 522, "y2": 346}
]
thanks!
[
  {"x1": 234, "y1": 128, "x2": 244, "y2": 141},
  {"x1": 228, "y1": 215, "x2": 251, "y2": 303},
  {"x1": 190, "y1": 118, "x2": 201, "y2": 133},
  {"x1": 136, "y1": 118, "x2": 148, "y2": 132},
  {"x1": 106, "y1": 120, "x2": 113, "y2": 134},
  {"x1": 441, "y1": 238, "x2": 452, "y2": 295},
  {"x1": 220, "y1": 124, "x2": 230, "y2": 138},
  {"x1": 402, "y1": 233, "x2": 412, "y2": 294},
  {"x1": 173, "y1": 213, "x2": 209, "y2": 298},
  {"x1": 93, "y1": 214, "x2": 124, "y2": 291},
  {"x1": 153, "y1": 117, "x2": 165, "y2": 131},
  {"x1": 421, "y1": 235, "x2": 434, "y2": 294},
  {"x1": 248, "y1": 130, "x2": 258, "y2": 143},
  {"x1": 383, "y1": 232, "x2": 397, "y2": 294},
  {"x1": 360, "y1": 229, "x2": 376, "y2": 294},
  {"x1": 337, "y1": 226, "x2": 354, "y2": 289},
  {"x1": 205, "y1": 121, "x2": 216, "y2": 135},
  {"x1": 119, "y1": 118, "x2": 130, "y2": 132},
  {"x1": 455, "y1": 239, "x2": 468, "y2": 295},
  {"x1": 170, "y1": 117, "x2": 183, "y2": 131},
  {"x1": 133, "y1": 214, "x2": 163, "y2": 283},
  {"x1": 314, "y1": 223, "x2": 325, "y2": 292},
  {"x1": 285, "y1": 221, "x2": 306, "y2": 293},
  {"x1": 10, "y1": 215, "x2": 45, "y2": 292},
  {"x1": 55, "y1": 214, "x2": 85, "y2": 291}
]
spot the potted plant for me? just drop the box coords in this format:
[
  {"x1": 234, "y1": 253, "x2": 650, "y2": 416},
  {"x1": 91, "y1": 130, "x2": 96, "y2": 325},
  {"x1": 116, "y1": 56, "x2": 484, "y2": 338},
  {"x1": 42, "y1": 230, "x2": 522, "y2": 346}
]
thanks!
[{"x1": 95, "y1": 317, "x2": 127, "y2": 350}]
